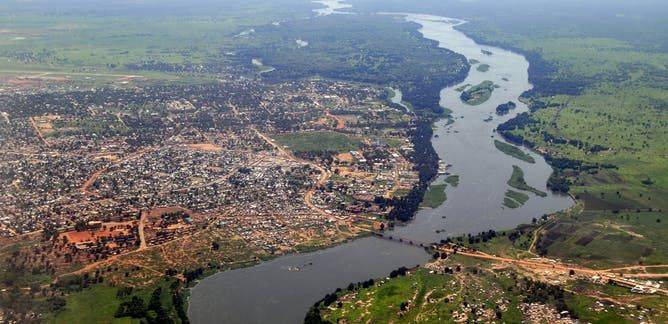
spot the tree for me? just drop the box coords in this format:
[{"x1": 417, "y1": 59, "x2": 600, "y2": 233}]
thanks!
[
  {"x1": 115, "y1": 296, "x2": 146, "y2": 318},
  {"x1": 304, "y1": 307, "x2": 330, "y2": 324},
  {"x1": 46, "y1": 296, "x2": 67, "y2": 312},
  {"x1": 74, "y1": 220, "x2": 88, "y2": 232}
]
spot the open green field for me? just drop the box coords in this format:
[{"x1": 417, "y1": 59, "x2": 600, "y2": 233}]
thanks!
[
  {"x1": 0, "y1": 0, "x2": 318, "y2": 86},
  {"x1": 506, "y1": 88, "x2": 668, "y2": 210},
  {"x1": 421, "y1": 183, "x2": 447, "y2": 208},
  {"x1": 536, "y1": 210, "x2": 668, "y2": 269},
  {"x1": 507, "y1": 165, "x2": 547, "y2": 197},
  {"x1": 494, "y1": 140, "x2": 535, "y2": 163},
  {"x1": 48, "y1": 279, "x2": 185, "y2": 324},
  {"x1": 468, "y1": 207, "x2": 668, "y2": 269},
  {"x1": 273, "y1": 131, "x2": 362, "y2": 153},
  {"x1": 48, "y1": 285, "x2": 138, "y2": 324}
]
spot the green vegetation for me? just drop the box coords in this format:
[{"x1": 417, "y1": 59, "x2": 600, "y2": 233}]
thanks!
[
  {"x1": 446, "y1": 1, "x2": 668, "y2": 213},
  {"x1": 504, "y1": 190, "x2": 529, "y2": 208},
  {"x1": 314, "y1": 266, "x2": 526, "y2": 323},
  {"x1": 356, "y1": 0, "x2": 668, "y2": 211},
  {"x1": 536, "y1": 210, "x2": 668, "y2": 268},
  {"x1": 273, "y1": 131, "x2": 361, "y2": 153},
  {"x1": 444, "y1": 175, "x2": 459, "y2": 187},
  {"x1": 494, "y1": 140, "x2": 535, "y2": 163},
  {"x1": 309, "y1": 257, "x2": 649, "y2": 323},
  {"x1": 421, "y1": 183, "x2": 447, "y2": 208},
  {"x1": 508, "y1": 165, "x2": 547, "y2": 197},
  {"x1": 503, "y1": 90, "x2": 668, "y2": 209},
  {"x1": 48, "y1": 285, "x2": 136, "y2": 323},
  {"x1": 0, "y1": 0, "x2": 317, "y2": 86},
  {"x1": 236, "y1": 14, "x2": 468, "y2": 113},
  {"x1": 49, "y1": 279, "x2": 187, "y2": 324},
  {"x1": 459, "y1": 80, "x2": 495, "y2": 105},
  {"x1": 503, "y1": 197, "x2": 520, "y2": 209},
  {"x1": 468, "y1": 206, "x2": 668, "y2": 269},
  {"x1": 476, "y1": 63, "x2": 490, "y2": 72}
]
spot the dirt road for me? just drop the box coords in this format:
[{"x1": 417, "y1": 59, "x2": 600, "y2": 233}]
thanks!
[
  {"x1": 436, "y1": 246, "x2": 668, "y2": 296},
  {"x1": 252, "y1": 127, "x2": 332, "y2": 218}
]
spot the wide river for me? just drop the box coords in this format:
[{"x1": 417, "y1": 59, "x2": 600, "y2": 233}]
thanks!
[{"x1": 188, "y1": 13, "x2": 573, "y2": 324}]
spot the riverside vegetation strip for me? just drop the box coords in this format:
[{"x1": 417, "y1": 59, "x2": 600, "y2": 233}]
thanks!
[
  {"x1": 307, "y1": 255, "x2": 646, "y2": 323},
  {"x1": 494, "y1": 140, "x2": 535, "y2": 163}
]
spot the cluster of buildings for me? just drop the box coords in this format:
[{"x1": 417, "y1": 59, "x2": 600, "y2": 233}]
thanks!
[{"x1": 0, "y1": 77, "x2": 421, "y2": 272}]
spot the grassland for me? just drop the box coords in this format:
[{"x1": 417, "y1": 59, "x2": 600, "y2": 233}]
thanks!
[
  {"x1": 0, "y1": 0, "x2": 318, "y2": 86},
  {"x1": 494, "y1": 140, "x2": 535, "y2": 163},
  {"x1": 48, "y1": 278, "x2": 186, "y2": 324},
  {"x1": 466, "y1": 202, "x2": 668, "y2": 270},
  {"x1": 503, "y1": 189, "x2": 529, "y2": 209},
  {"x1": 518, "y1": 92, "x2": 666, "y2": 207},
  {"x1": 48, "y1": 285, "x2": 139, "y2": 324},
  {"x1": 421, "y1": 183, "x2": 447, "y2": 208},
  {"x1": 273, "y1": 131, "x2": 362, "y2": 153},
  {"x1": 459, "y1": 80, "x2": 495, "y2": 105},
  {"x1": 507, "y1": 165, "x2": 547, "y2": 197},
  {"x1": 536, "y1": 210, "x2": 668, "y2": 269}
]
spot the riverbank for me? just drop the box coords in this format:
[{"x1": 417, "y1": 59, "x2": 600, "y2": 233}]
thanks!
[{"x1": 188, "y1": 12, "x2": 573, "y2": 324}]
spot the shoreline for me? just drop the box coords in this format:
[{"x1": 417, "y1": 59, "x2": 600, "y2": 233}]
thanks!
[{"x1": 187, "y1": 12, "x2": 574, "y2": 324}]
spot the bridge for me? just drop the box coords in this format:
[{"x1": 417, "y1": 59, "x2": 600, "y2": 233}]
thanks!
[{"x1": 370, "y1": 231, "x2": 435, "y2": 249}]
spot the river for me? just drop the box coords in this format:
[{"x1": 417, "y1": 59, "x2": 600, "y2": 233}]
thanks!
[
  {"x1": 188, "y1": 12, "x2": 573, "y2": 324},
  {"x1": 312, "y1": 0, "x2": 352, "y2": 16}
]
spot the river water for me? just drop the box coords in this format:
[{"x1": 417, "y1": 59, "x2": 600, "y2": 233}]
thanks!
[
  {"x1": 312, "y1": 0, "x2": 353, "y2": 16},
  {"x1": 188, "y1": 12, "x2": 573, "y2": 324}
]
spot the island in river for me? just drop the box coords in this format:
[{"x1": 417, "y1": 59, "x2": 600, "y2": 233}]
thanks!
[{"x1": 459, "y1": 80, "x2": 496, "y2": 105}]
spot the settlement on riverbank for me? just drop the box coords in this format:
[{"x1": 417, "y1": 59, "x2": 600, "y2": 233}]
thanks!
[{"x1": 188, "y1": 11, "x2": 572, "y2": 324}]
